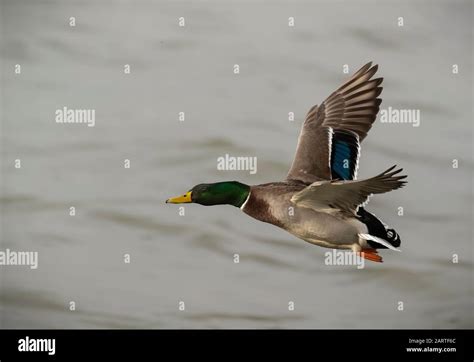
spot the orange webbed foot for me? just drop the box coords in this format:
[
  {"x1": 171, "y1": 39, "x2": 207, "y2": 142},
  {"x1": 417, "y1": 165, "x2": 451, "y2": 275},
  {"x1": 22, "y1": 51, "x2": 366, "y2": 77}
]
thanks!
[{"x1": 358, "y1": 249, "x2": 383, "y2": 263}]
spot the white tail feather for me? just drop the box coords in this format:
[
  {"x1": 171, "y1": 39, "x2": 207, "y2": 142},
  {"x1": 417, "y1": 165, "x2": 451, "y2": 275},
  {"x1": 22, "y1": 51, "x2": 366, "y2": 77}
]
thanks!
[{"x1": 358, "y1": 233, "x2": 401, "y2": 252}]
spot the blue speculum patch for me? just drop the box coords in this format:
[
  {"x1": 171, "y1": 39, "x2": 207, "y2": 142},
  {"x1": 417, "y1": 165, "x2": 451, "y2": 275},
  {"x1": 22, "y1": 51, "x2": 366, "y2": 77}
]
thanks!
[{"x1": 331, "y1": 140, "x2": 353, "y2": 180}]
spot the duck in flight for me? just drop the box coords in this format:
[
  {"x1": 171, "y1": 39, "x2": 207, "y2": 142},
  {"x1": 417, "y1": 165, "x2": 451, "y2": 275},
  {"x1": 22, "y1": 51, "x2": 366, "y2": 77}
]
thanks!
[{"x1": 166, "y1": 62, "x2": 407, "y2": 263}]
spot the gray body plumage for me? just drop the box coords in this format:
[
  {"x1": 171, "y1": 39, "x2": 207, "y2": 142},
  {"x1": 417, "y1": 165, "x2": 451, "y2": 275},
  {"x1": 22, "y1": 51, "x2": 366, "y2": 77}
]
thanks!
[{"x1": 242, "y1": 182, "x2": 369, "y2": 251}]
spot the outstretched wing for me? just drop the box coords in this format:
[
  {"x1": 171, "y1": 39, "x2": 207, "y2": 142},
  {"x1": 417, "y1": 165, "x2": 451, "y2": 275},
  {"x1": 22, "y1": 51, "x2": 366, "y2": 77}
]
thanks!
[
  {"x1": 290, "y1": 166, "x2": 407, "y2": 215},
  {"x1": 286, "y1": 62, "x2": 382, "y2": 184}
]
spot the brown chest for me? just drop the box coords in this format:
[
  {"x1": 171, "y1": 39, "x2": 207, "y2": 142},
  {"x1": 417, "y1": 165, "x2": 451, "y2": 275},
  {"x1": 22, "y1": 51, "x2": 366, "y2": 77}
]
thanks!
[{"x1": 241, "y1": 191, "x2": 285, "y2": 228}]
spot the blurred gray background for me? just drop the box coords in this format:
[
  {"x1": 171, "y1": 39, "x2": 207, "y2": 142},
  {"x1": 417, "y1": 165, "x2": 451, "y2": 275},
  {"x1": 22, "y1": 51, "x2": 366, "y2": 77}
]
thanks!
[{"x1": 0, "y1": 0, "x2": 472, "y2": 328}]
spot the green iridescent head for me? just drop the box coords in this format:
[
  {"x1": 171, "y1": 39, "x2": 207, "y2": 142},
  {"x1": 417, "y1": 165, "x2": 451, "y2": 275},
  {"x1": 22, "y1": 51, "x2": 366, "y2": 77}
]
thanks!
[{"x1": 166, "y1": 181, "x2": 250, "y2": 208}]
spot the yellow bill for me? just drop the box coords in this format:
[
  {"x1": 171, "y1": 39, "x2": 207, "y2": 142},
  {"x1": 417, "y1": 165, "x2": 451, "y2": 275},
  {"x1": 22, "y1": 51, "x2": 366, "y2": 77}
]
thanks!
[{"x1": 166, "y1": 191, "x2": 192, "y2": 204}]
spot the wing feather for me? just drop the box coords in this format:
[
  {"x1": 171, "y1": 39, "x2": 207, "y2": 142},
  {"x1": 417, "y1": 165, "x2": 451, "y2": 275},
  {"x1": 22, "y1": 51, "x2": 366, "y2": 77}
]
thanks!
[
  {"x1": 287, "y1": 62, "x2": 383, "y2": 183},
  {"x1": 290, "y1": 166, "x2": 407, "y2": 215}
]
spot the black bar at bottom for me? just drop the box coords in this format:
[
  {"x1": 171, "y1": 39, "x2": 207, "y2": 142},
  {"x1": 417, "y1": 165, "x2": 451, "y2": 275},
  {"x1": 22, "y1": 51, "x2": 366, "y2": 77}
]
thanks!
[{"x1": 0, "y1": 329, "x2": 472, "y2": 361}]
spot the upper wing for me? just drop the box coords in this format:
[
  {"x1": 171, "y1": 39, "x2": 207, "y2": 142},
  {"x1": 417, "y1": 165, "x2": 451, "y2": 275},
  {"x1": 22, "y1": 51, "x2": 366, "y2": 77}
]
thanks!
[
  {"x1": 290, "y1": 166, "x2": 407, "y2": 215},
  {"x1": 286, "y1": 62, "x2": 382, "y2": 184}
]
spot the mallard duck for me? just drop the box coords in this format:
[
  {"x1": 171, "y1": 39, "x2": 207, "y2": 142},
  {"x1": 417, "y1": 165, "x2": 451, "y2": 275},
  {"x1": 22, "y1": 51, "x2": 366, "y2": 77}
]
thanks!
[{"x1": 166, "y1": 62, "x2": 407, "y2": 263}]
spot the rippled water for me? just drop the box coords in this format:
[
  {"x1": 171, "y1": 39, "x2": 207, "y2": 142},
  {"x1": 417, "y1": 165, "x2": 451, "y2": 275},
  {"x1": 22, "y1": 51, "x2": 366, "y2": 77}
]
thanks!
[{"x1": 1, "y1": 0, "x2": 472, "y2": 328}]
